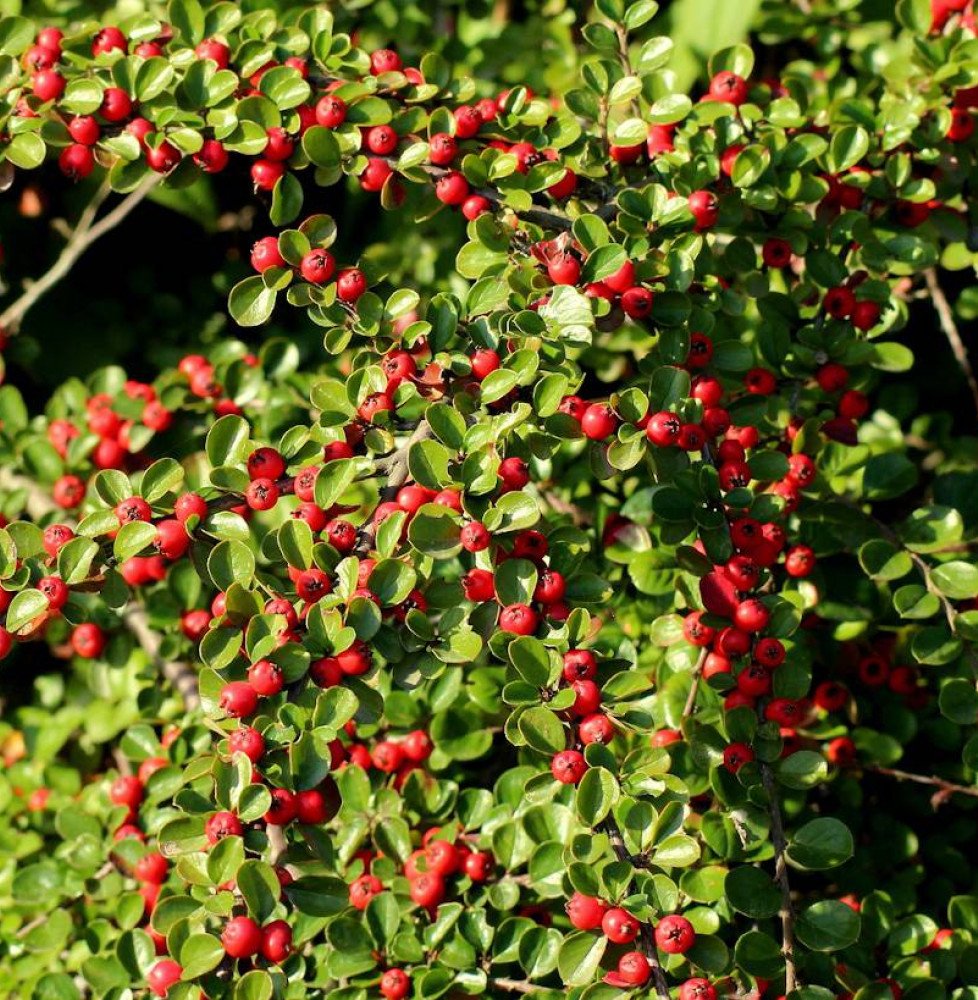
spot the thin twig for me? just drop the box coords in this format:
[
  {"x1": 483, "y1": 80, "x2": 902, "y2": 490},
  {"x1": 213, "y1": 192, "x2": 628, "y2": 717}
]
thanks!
[
  {"x1": 540, "y1": 489, "x2": 593, "y2": 526},
  {"x1": 761, "y1": 765, "x2": 797, "y2": 993},
  {"x1": 681, "y1": 648, "x2": 709, "y2": 719},
  {"x1": 924, "y1": 267, "x2": 978, "y2": 421},
  {"x1": 353, "y1": 420, "x2": 433, "y2": 557},
  {"x1": 602, "y1": 818, "x2": 670, "y2": 1000},
  {"x1": 17, "y1": 860, "x2": 115, "y2": 937},
  {"x1": 123, "y1": 606, "x2": 200, "y2": 711},
  {"x1": 489, "y1": 979, "x2": 537, "y2": 994},
  {"x1": 0, "y1": 175, "x2": 159, "y2": 335},
  {"x1": 867, "y1": 765, "x2": 978, "y2": 800}
]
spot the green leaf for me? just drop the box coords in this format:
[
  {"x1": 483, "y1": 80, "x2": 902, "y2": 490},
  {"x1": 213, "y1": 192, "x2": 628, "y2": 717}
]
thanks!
[
  {"x1": 576, "y1": 767, "x2": 618, "y2": 825},
  {"x1": 141, "y1": 458, "x2": 184, "y2": 503},
  {"x1": 796, "y1": 900, "x2": 861, "y2": 951},
  {"x1": 229, "y1": 276, "x2": 278, "y2": 327},
  {"x1": 858, "y1": 539, "x2": 912, "y2": 582},
  {"x1": 208, "y1": 540, "x2": 257, "y2": 590},
  {"x1": 786, "y1": 818, "x2": 854, "y2": 871},
  {"x1": 862, "y1": 453, "x2": 917, "y2": 501},
  {"x1": 557, "y1": 931, "x2": 608, "y2": 987},
  {"x1": 206, "y1": 414, "x2": 250, "y2": 468},
  {"x1": 931, "y1": 561, "x2": 978, "y2": 600},
  {"x1": 0, "y1": 16, "x2": 35, "y2": 56},
  {"x1": 6, "y1": 588, "x2": 49, "y2": 633},
  {"x1": 519, "y1": 707, "x2": 566, "y2": 754},
  {"x1": 725, "y1": 866, "x2": 782, "y2": 918},
  {"x1": 169, "y1": 0, "x2": 205, "y2": 44},
  {"x1": 237, "y1": 860, "x2": 281, "y2": 922},
  {"x1": 828, "y1": 125, "x2": 870, "y2": 173},
  {"x1": 114, "y1": 520, "x2": 159, "y2": 562},
  {"x1": 179, "y1": 933, "x2": 224, "y2": 978},
  {"x1": 408, "y1": 505, "x2": 461, "y2": 559}
]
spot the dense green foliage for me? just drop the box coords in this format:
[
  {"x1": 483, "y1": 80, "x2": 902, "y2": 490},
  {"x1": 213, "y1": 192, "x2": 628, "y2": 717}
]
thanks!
[{"x1": 0, "y1": 2, "x2": 977, "y2": 1000}]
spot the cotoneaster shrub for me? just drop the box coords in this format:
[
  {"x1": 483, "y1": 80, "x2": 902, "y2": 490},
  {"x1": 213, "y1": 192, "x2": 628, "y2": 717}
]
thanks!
[{"x1": 0, "y1": 1, "x2": 977, "y2": 999}]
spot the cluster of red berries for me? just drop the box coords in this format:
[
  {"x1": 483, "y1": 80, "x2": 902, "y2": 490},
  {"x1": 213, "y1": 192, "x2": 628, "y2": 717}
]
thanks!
[
  {"x1": 349, "y1": 826, "x2": 495, "y2": 916},
  {"x1": 550, "y1": 648, "x2": 615, "y2": 783},
  {"x1": 46, "y1": 383, "x2": 171, "y2": 509},
  {"x1": 251, "y1": 234, "x2": 368, "y2": 303},
  {"x1": 566, "y1": 891, "x2": 698, "y2": 984},
  {"x1": 177, "y1": 351, "x2": 257, "y2": 418},
  {"x1": 461, "y1": 525, "x2": 569, "y2": 633}
]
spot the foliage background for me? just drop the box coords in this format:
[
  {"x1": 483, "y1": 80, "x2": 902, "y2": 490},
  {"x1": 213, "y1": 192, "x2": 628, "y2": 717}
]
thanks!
[{"x1": 2, "y1": 0, "x2": 978, "y2": 998}]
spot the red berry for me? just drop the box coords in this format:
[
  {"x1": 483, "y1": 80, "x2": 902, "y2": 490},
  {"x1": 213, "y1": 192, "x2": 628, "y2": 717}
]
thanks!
[
  {"x1": 581, "y1": 402, "x2": 620, "y2": 441},
  {"x1": 59, "y1": 144, "x2": 95, "y2": 180},
  {"x1": 247, "y1": 659, "x2": 283, "y2": 697},
  {"x1": 548, "y1": 252, "x2": 581, "y2": 285},
  {"x1": 429, "y1": 132, "x2": 457, "y2": 165},
  {"x1": 316, "y1": 95, "x2": 346, "y2": 127},
  {"x1": 251, "y1": 158, "x2": 286, "y2": 190},
  {"x1": 336, "y1": 268, "x2": 367, "y2": 302},
  {"x1": 248, "y1": 238, "x2": 284, "y2": 276},
  {"x1": 618, "y1": 951, "x2": 652, "y2": 986},
  {"x1": 205, "y1": 811, "x2": 243, "y2": 844},
  {"x1": 851, "y1": 300, "x2": 881, "y2": 331},
  {"x1": 655, "y1": 914, "x2": 696, "y2": 954},
  {"x1": 602, "y1": 907, "x2": 639, "y2": 944},
  {"x1": 621, "y1": 286, "x2": 654, "y2": 318},
  {"x1": 32, "y1": 70, "x2": 65, "y2": 102},
  {"x1": 264, "y1": 127, "x2": 295, "y2": 161},
  {"x1": 69, "y1": 115, "x2": 100, "y2": 145},
  {"x1": 461, "y1": 522, "x2": 491, "y2": 552},
  {"x1": 723, "y1": 742, "x2": 754, "y2": 773},
  {"x1": 409, "y1": 871, "x2": 445, "y2": 908},
  {"x1": 220, "y1": 681, "x2": 258, "y2": 718},
  {"x1": 579, "y1": 713, "x2": 615, "y2": 744},
  {"x1": 646, "y1": 411, "x2": 682, "y2": 447},
  {"x1": 222, "y1": 915, "x2": 262, "y2": 959},
  {"x1": 435, "y1": 171, "x2": 470, "y2": 205},
  {"x1": 551, "y1": 749, "x2": 587, "y2": 784},
  {"x1": 72, "y1": 622, "x2": 106, "y2": 659},
  {"x1": 824, "y1": 286, "x2": 856, "y2": 319},
  {"x1": 381, "y1": 969, "x2": 411, "y2": 1000},
  {"x1": 146, "y1": 140, "x2": 181, "y2": 172},
  {"x1": 370, "y1": 49, "x2": 402, "y2": 75},
  {"x1": 470, "y1": 347, "x2": 501, "y2": 380},
  {"x1": 301, "y1": 249, "x2": 336, "y2": 285},
  {"x1": 229, "y1": 726, "x2": 265, "y2": 762},
  {"x1": 708, "y1": 70, "x2": 749, "y2": 105},
  {"x1": 688, "y1": 190, "x2": 719, "y2": 230},
  {"x1": 110, "y1": 774, "x2": 144, "y2": 809},
  {"x1": 260, "y1": 920, "x2": 293, "y2": 964},
  {"x1": 463, "y1": 568, "x2": 495, "y2": 602},
  {"x1": 499, "y1": 603, "x2": 538, "y2": 635},
  {"x1": 567, "y1": 892, "x2": 607, "y2": 930},
  {"x1": 148, "y1": 960, "x2": 183, "y2": 997},
  {"x1": 194, "y1": 139, "x2": 228, "y2": 173}
]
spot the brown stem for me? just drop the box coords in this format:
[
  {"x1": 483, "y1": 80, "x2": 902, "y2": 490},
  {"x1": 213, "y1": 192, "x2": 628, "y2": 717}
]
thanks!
[
  {"x1": 681, "y1": 647, "x2": 709, "y2": 719},
  {"x1": 540, "y1": 488, "x2": 593, "y2": 526},
  {"x1": 123, "y1": 606, "x2": 200, "y2": 711},
  {"x1": 17, "y1": 860, "x2": 115, "y2": 937},
  {"x1": 761, "y1": 765, "x2": 797, "y2": 993},
  {"x1": 924, "y1": 268, "x2": 978, "y2": 421},
  {"x1": 353, "y1": 420, "x2": 433, "y2": 557},
  {"x1": 867, "y1": 765, "x2": 978, "y2": 799},
  {"x1": 267, "y1": 823, "x2": 289, "y2": 864},
  {"x1": 489, "y1": 979, "x2": 536, "y2": 994},
  {"x1": 0, "y1": 175, "x2": 158, "y2": 335},
  {"x1": 603, "y1": 818, "x2": 671, "y2": 1000}
]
